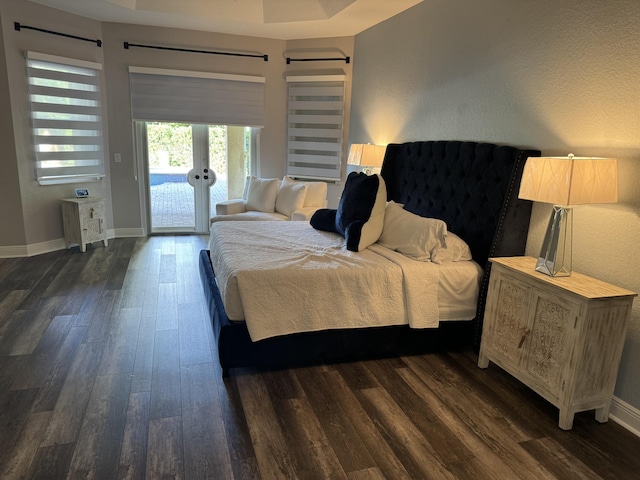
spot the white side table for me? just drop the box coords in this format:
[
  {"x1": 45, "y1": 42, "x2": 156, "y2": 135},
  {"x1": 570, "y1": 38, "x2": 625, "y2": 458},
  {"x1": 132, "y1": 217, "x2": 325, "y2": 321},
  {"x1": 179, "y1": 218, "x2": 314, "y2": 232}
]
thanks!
[{"x1": 61, "y1": 197, "x2": 108, "y2": 252}]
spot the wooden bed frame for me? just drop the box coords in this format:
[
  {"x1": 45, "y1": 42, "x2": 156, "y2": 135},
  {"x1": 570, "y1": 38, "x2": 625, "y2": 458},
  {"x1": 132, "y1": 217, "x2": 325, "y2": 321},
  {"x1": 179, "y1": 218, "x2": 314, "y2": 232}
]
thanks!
[{"x1": 200, "y1": 140, "x2": 540, "y2": 377}]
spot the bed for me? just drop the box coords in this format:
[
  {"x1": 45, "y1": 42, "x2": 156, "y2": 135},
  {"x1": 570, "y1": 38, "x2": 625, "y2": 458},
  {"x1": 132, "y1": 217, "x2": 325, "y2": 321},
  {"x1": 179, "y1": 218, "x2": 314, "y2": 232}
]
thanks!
[{"x1": 200, "y1": 140, "x2": 540, "y2": 376}]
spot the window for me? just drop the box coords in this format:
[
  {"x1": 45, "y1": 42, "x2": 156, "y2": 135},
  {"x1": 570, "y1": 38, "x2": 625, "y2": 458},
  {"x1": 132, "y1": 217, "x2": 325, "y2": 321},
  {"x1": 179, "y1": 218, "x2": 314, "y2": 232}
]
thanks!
[
  {"x1": 27, "y1": 52, "x2": 106, "y2": 185},
  {"x1": 286, "y1": 75, "x2": 345, "y2": 181}
]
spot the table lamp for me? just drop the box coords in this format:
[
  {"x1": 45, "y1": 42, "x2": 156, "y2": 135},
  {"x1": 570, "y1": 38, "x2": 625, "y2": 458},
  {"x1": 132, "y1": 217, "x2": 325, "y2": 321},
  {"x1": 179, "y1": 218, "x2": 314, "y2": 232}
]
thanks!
[
  {"x1": 346, "y1": 144, "x2": 386, "y2": 175},
  {"x1": 518, "y1": 154, "x2": 618, "y2": 277}
]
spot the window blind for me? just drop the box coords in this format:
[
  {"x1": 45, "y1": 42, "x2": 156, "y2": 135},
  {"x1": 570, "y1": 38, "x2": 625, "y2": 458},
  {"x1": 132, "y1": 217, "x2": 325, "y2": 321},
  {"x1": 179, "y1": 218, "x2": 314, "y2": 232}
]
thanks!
[
  {"x1": 286, "y1": 75, "x2": 345, "y2": 181},
  {"x1": 128, "y1": 67, "x2": 265, "y2": 127},
  {"x1": 27, "y1": 52, "x2": 106, "y2": 185}
]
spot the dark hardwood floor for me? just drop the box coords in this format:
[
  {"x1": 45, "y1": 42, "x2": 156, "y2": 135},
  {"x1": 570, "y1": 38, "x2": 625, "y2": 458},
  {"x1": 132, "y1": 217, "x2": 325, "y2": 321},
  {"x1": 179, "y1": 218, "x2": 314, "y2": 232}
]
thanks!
[{"x1": 1, "y1": 235, "x2": 640, "y2": 479}]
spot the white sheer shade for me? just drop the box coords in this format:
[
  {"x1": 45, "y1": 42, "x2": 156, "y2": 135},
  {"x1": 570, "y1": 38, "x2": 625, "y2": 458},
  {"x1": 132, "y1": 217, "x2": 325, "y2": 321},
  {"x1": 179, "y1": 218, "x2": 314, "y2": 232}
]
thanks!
[
  {"x1": 518, "y1": 155, "x2": 618, "y2": 205},
  {"x1": 286, "y1": 75, "x2": 345, "y2": 181},
  {"x1": 27, "y1": 51, "x2": 106, "y2": 185}
]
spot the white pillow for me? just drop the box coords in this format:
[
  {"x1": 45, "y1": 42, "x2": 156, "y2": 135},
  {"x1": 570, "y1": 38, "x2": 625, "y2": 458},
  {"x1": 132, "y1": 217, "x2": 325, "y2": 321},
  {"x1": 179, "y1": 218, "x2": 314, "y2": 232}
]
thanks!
[
  {"x1": 282, "y1": 176, "x2": 327, "y2": 207},
  {"x1": 275, "y1": 181, "x2": 308, "y2": 217},
  {"x1": 377, "y1": 201, "x2": 448, "y2": 261},
  {"x1": 246, "y1": 177, "x2": 280, "y2": 213},
  {"x1": 431, "y1": 232, "x2": 473, "y2": 264}
]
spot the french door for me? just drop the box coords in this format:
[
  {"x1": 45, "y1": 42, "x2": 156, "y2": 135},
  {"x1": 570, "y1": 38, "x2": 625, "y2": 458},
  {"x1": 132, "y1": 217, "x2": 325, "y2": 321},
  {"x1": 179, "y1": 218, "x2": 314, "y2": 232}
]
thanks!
[
  {"x1": 143, "y1": 123, "x2": 212, "y2": 233},
  {"x1": 138, "y1": 122, "x2": 254, "y2": 234}
]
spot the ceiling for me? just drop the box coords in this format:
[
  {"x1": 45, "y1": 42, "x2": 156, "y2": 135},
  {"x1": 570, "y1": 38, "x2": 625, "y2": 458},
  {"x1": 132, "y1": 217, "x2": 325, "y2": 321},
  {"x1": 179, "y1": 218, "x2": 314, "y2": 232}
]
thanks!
[{"x1": 30, "y1": 0, "x2": 423, "y2": 40}]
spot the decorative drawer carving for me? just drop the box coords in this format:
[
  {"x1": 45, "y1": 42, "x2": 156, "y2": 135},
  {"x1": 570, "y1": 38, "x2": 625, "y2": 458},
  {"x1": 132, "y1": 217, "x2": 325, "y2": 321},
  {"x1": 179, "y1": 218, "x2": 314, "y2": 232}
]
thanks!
[
  {"x1": 524, "y1": 292, "x2": 575, "y2": 394},
  {"x1": 487, "y1": 275, "x2": 531, "y2": 365}
]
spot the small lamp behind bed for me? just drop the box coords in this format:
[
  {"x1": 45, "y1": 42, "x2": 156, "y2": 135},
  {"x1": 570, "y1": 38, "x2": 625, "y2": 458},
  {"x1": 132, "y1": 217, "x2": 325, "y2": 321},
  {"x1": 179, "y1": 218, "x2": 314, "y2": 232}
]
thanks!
[
  {"x1": 347, "y1": 144, "x2": 386, "y2": 175},
  {"x1": 518, "y1": 154, "x2": 618, "y2": 277}
]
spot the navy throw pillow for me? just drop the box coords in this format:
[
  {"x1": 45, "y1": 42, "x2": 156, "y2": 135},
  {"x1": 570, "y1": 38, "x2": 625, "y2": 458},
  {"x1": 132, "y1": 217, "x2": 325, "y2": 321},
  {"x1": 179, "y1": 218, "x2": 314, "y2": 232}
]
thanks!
[
  {"x1": 310, "y1": 208, "x2": 338, "y2": 233},
  {"x1": 336, "y1": 172, "x2": 387, "y2": 251}
]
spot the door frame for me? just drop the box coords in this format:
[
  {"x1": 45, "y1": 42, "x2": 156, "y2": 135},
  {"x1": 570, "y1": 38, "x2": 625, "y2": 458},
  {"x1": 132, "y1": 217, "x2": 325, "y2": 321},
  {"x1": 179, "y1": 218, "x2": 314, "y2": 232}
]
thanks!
[
  {"x1": 191, "y1": 124, "x2": 212, "y2": 232},
  {"x1": 134, "y1": 121, "x2": 149, "y2": 237}
]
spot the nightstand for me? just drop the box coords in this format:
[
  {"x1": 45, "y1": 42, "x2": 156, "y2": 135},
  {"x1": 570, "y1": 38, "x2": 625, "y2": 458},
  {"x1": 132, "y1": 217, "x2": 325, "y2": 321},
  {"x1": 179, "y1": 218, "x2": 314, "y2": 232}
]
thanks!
[
  {"x1": 61, "y1": 197, "x2": 108, "y2": 252},
  {"x1": 478, "y1": 256, "x2": 636, "y2": 430}
]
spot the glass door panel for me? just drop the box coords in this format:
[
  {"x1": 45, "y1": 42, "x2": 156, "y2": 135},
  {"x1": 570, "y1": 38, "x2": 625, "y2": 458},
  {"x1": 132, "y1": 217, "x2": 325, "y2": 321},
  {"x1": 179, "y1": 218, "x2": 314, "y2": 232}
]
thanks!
[
  {"x1": 147, "y1": 122, "x2": 196, "y2": 232},
  {"x1": 209, "y1": 125, "x2": 227, "y2": 216},
  {"x1": 144, "y1": 122, "x2": 254, "y2": 234},
  {"x1": 208, "y1": 126, "x2": 252, "y2": 215}
]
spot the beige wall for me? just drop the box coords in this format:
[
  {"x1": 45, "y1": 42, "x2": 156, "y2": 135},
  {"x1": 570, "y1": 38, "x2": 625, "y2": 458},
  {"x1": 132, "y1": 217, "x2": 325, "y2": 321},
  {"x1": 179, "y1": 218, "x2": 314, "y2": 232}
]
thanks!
[
  {"x1": 0, "y1": 0, "x2": 353, "y2": 247},
  {"x1": 350, "y1": 0, "x2": 640, "y2": 410},
  {"x1": 0, "y1": 0, "x2": 111, "y2": 251},
  {"x1": 0, "y1": 10, "x2": 25, "y2": 246}
]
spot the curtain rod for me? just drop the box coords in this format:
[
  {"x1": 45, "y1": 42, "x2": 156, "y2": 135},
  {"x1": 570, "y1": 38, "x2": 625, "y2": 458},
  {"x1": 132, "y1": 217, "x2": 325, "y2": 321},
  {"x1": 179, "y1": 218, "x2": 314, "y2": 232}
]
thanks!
[
  {"x1": 286, "y1": 56, "x2": 350, "y2": 64},
  {"x1": 124, "y1": 42, "x2": 268, "y2": 61},
  {"x1": 14, "y1": 22, "x2": 102, "y2": 47}
]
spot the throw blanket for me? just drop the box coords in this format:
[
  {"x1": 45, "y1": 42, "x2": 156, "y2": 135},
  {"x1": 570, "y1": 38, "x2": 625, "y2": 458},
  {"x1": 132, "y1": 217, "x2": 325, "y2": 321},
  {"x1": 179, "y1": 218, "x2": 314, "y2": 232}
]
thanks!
[{"x1": 209, "y1": 221, "x2": 440, "y2": 341}]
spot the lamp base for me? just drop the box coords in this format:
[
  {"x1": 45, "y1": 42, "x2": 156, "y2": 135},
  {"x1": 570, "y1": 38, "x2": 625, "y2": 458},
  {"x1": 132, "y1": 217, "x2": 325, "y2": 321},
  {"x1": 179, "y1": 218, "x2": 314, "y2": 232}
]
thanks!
[
  {"x1": 536, "y1": 205, "x2": 573, "y2": 277},
  {"x1": 346, "y1": 164, "x2": 381, "y2": 176}
]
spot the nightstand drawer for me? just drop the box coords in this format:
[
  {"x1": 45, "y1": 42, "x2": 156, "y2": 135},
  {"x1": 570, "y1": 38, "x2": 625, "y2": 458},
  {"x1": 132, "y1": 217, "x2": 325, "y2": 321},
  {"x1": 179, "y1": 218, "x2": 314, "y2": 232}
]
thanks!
[{"x1": 79, "y1": 202, "x2": 105, "y2": 221}]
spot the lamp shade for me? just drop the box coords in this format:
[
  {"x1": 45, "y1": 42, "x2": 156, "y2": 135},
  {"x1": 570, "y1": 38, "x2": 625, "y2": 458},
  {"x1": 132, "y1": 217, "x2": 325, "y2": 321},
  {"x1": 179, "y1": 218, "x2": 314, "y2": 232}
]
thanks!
[
  {"x1": 518, "y1": 155, "x2": 618, "y2": 205},
  {"x1": 347, "y1": 144, "x2": 386, "y2": 168},
  {"x1": 519, "y1": 154, "x2": 618, "y2": 277}
]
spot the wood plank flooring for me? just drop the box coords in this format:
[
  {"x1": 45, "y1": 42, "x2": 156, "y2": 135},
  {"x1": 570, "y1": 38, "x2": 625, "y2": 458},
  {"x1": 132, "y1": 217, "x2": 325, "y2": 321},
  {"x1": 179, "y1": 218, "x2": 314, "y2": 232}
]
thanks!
[{"x1": 1, "y1": 235, "x2": 640, "y2": 479}]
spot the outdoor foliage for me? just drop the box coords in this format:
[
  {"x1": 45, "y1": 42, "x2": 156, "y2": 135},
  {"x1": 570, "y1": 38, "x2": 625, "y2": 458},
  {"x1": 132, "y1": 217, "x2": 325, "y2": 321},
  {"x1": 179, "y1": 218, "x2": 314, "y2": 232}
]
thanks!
[
  {"x1": 209, "y1": 125, "x2": 228, "y2": 175},
  {"x1": 146, "y1": 123, "x2": 228, "y2": 174}
]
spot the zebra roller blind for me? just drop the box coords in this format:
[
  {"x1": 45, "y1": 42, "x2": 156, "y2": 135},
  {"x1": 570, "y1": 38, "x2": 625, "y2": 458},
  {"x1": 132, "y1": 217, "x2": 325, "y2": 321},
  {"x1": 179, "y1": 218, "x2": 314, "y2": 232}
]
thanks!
[
  {"x1": 27, "y1": 52, "x2": 106, "y2": 185},
  {"x1": 286, "y1": 75, "x2": 345, "y2": 181}
]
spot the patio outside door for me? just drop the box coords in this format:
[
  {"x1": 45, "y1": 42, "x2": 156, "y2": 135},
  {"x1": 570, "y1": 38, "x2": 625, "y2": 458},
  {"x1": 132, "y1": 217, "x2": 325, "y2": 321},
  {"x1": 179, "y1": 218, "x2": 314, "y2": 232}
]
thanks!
[{"x1": 145, "y1": 123, "x2": 222, "y2": 234}]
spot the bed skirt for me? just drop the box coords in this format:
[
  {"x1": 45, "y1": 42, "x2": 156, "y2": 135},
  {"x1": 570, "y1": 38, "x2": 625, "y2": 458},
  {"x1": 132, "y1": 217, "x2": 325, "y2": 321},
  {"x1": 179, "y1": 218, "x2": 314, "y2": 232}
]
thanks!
[{"x1": 199, "y1": 249, "x2": 475, "y2": 377}]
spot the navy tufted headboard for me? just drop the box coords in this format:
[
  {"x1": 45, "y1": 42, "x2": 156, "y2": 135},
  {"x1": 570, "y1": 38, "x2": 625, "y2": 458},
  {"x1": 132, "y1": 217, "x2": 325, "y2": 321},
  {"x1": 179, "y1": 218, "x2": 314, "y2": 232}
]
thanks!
[
  {"x1": 381, "y1": 141, "x2": 539, "y2": 267},
  {"x1": 380, "y1": 141, "x2": 541, "y2": 348}
]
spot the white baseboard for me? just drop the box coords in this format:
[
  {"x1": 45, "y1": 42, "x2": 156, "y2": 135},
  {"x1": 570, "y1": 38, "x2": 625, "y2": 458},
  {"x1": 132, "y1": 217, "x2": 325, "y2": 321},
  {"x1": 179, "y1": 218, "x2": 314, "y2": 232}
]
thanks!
[
  {"x1": 610, "y1": 396, "x2": 640, "y2": 437},
  {"x1": 0, "y1": 229, "x2": 144, "y2": 258},
  {"x1": 0, "y1": 238, "x2": 67, "y2": 258},
  {"x1": 27, "y1": 238, "x2": 68, "y2": 256},
  {"x1": 113, "y1": 228, "x2": 145, "y2": 238},
  {"x1": 0, "y1": 244, "x2": 30, "y2": 258}
]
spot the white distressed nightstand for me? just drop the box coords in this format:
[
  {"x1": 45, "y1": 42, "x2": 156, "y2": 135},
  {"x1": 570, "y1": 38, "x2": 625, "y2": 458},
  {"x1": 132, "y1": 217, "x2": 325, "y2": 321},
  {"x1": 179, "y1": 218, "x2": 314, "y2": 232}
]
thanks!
[
  {"x1": 61, "y1": 197, "x2": 108, "y2": 252},
  {"x1": 478, "y1": 256, "x2": 636, "y2": 430}
]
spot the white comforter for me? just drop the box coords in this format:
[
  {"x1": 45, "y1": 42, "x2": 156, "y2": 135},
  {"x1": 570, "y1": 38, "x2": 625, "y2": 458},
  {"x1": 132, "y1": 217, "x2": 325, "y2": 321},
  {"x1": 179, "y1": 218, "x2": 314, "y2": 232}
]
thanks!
[{"x1": 208, "y1": 221, "x2": 441, "y2": 341}]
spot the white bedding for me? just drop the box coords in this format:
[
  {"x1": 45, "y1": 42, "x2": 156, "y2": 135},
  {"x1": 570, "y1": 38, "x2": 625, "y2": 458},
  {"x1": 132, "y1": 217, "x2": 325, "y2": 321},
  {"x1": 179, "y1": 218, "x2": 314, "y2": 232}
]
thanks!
[{"x1": 208, "y1": 221, "x2": 481, "y2": 341}]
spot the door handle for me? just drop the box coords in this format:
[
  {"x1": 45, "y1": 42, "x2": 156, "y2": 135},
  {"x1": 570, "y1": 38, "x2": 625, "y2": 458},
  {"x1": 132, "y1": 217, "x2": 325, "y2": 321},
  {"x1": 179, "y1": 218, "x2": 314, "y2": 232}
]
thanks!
[
  {"x1": 205, "y1": 169, "x2": 217, "y2": 187},
  {"x1": 187, "y1": 168, "x2": 216, "y2": 187}
]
